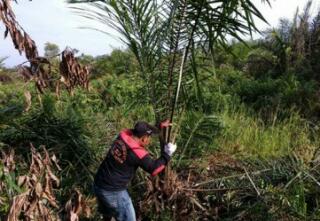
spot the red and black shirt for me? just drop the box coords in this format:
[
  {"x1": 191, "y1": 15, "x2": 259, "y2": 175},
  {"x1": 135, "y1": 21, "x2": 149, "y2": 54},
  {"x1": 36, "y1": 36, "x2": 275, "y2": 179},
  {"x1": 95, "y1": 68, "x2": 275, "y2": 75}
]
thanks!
[{"x1": 94, "y1": 129, "x2": 170, "y2": 191}]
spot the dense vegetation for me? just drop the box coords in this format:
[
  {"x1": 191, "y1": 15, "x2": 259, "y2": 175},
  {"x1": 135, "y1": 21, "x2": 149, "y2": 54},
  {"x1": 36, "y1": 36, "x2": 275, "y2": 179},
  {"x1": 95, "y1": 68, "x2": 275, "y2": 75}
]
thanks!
[{"x1": 1, "y1": 0, "x2": 320, "y2": 220}]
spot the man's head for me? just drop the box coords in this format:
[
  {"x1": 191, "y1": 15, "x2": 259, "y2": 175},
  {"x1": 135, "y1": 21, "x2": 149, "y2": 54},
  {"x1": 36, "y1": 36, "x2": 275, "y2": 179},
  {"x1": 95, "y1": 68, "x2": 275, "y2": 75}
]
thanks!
[{"x1": 132, "y1": 121, "x2": 159, "y2": 146}]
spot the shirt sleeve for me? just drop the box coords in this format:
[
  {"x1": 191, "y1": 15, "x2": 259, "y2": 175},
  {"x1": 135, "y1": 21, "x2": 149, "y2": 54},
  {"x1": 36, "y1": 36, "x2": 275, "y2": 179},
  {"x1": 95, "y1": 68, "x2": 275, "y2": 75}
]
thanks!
[{"x1": 139, "y1": 153, "x2": 171, "y2": 176}]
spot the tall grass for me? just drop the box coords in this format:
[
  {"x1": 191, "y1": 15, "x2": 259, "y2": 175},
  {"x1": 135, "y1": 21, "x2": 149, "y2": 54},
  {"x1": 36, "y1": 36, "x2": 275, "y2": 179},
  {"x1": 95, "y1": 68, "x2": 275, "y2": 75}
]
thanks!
[{"x1": 217, "y1": 105, "x2": 318, "y2": 160}]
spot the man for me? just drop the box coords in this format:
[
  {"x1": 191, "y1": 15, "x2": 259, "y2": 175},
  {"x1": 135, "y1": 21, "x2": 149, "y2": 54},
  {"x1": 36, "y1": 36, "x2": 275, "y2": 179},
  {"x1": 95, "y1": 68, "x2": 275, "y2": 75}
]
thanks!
[{"x1": 94, "y1": 121, "x2": 177, "y2": 221}]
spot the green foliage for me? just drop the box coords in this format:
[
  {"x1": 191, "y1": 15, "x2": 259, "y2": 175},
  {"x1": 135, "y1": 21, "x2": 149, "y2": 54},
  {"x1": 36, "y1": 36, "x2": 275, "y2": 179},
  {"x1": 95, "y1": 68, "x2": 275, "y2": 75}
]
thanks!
[
  {"x1": 0, "y1": 94, "x2": 95, "y2": 190},
  {"x1": 0, "y1": 160, "x2": 23, "y2": 216},
  {"x1": 90, "y1": 49, "x2": 138, "y2": 78},
  {"x1": 245, "y1": 48, "x2": 277, "y2": 78},
  {"x1": 234, "y1": 77, "x2": 282, "y2": 106},
  {"x1": 44, "y1": 42, "x2": 60, "y2": 58},
  {"x1": 106, "y1": 49, "x2": 137, "y2": 75},
  {"x1": 216, "y1": 106, "x2": 318, "y2": 159},
  {"x1": 0, "y1": 82, "x2": 27, "y2": 122},
  {"x1": 78, "y1": 53, "x2": 95, "y2": 66},
  {"x1": 176, "y1": 112, "x2": 224, "y2": 166}
]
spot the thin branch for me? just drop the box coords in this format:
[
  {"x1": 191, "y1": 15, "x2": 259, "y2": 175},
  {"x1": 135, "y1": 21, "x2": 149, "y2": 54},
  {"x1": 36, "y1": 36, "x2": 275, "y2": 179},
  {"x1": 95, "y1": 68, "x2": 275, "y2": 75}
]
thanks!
[
  {"x1": 190, "y1": 197, "x2": 206, "y2": 211},
  {"x1": 194, "y1": 169, "x2": 271, "y2": 187},
  {"x1": 181, "y1": 187, "x2": 247, "y2": 192},
  {"x1": 304, "y1": 171, "x2": 320, "y2": 187},
  {"x1": 244, "y1": 167, "x2": 261, "y2": 196},
  {"x1": 284, "y1": 171, "x2": 302, "y2": 189}
]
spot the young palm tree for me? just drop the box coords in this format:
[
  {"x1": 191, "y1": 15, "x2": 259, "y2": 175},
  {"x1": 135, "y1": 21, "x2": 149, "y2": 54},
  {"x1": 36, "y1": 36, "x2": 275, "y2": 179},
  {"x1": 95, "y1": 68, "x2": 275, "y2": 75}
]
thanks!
[
  {"x1": 68, "y1": 0, "x2": 272, "y2": 218},
  {"x1": 68, "y1": 0, "x2": 270, "y2": 145}
]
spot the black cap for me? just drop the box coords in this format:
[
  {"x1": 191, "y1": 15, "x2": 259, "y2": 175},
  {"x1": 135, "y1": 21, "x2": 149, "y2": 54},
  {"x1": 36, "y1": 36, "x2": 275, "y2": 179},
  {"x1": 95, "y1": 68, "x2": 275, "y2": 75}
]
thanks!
[{"x1": 132, "y1": 121, "x2": 159, "y2": 138}]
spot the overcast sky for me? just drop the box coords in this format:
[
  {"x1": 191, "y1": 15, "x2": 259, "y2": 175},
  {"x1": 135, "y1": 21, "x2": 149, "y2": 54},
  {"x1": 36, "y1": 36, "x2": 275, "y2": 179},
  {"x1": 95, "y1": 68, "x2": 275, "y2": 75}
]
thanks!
[{"x1": 0, "y1": 0, "x2": 319, "y2": 67}]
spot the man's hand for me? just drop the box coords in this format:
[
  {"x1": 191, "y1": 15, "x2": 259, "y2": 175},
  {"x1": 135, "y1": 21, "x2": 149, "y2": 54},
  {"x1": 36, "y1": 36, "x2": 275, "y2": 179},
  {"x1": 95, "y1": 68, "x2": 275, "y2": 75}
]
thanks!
[{"x1": 164, "y1": 142, "x2": 177, "y2": 156}]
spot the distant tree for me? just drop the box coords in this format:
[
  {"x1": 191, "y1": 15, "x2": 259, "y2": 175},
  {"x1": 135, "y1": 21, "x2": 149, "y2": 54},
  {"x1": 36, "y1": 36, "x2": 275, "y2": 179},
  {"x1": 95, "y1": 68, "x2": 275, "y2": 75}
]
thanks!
[
  {"x1": 44, "y1": 42, "x2": 60, "y2": 58},
  {"x1": 290, "y1": 1, "x2": 312, "y2": 68},
  {"x1": 245, "y1": 48, "x2": 277, "y2": 78},
  {"x1": 277, "y1": 18, "x2": 292, "y2": 44},
  {"x1": 261, "y1": 30, "x2": 289, "y2": 74},
  {"x1": 89, "y1": 49, "x2": 138, "y2": 77},
  {"x1": 78, "y1": 53, "x2": 94, "y2": 65},
  {"x1": 259, "y1": 0, "x2": 320, "y2": 78},
  {"x1": 108, "y1": 49, "x2": 137, "y2": 75}
]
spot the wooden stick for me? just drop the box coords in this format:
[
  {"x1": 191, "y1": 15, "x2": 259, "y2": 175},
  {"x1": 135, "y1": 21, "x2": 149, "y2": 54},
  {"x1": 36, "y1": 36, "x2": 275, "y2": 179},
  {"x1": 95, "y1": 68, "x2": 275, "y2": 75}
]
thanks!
[{"x1": 190, "y1": 197, "x2": 206, "y2": 211}]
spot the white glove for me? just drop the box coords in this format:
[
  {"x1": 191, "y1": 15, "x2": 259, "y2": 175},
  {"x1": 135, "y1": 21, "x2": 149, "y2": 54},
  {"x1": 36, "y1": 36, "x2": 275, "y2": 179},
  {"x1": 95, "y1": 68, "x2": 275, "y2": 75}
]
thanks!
[{"x1": 164, "y1": 143, "x2": 177, "y2": 156}]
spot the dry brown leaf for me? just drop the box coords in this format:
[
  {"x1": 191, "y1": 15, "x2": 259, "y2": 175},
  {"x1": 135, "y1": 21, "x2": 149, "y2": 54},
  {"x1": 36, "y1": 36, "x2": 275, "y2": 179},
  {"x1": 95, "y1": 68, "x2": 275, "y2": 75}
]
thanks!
[
  {"x1": 4, "y1": 145, "x2": 61, "y2": 220},
  {"x1": 1, "y1": 149, "x2": 15, "y2": 174},
  {"x1": 35, "y1": 182, "x2": 43, "y2": 197},
  {"x1": 7, "y1": 193, "x2": 27, "y2": 221},
  {"x1": 51, "y1": 154, "x2": 62, "y2": 171},
  {"x1": 64, "y1": 189, "x2": 92, "y2": 221},
  {"x1": 24, "y1": 90, "x2": 32, "y2": 112},
  {"x1": 47, "y1": 166, "x2": 60, "y2": 187},
  {"x1": 17, "y1": 175, "x2": 28, "y2": 187},
  {"x1": 58, "y1": 48, "x2": 90, "y2": 94},
  {"x1": 18, "y1": 66, "x2": 33, "y2": 81}
]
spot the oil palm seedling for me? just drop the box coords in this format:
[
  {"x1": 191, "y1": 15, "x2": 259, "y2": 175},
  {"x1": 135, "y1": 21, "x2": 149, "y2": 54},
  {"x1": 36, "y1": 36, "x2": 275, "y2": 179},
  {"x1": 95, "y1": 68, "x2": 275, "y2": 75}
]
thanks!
[
  {"x1": 67, "y1": 0, "x2": 274, "y2": 218},
  {"x1": 68, "y1": 0, "x2": 271, "y2": 145}
]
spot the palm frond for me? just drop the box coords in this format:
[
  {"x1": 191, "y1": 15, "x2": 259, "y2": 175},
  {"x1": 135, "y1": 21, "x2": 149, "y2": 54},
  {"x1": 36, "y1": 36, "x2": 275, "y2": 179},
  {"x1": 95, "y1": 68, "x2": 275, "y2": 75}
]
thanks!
[
  {"x1": 177, "y1": 112, "x2": 223, "y2": 166},
  {"x1": 68, "y1": 0, "x2": 271, "y2": 144}
]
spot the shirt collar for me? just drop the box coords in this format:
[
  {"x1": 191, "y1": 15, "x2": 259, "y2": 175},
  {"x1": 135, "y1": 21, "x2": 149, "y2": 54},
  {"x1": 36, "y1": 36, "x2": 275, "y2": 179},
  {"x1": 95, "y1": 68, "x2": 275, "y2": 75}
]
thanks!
[{"x1": 119, "y1": 129, "x2": 144, "y2": 148}]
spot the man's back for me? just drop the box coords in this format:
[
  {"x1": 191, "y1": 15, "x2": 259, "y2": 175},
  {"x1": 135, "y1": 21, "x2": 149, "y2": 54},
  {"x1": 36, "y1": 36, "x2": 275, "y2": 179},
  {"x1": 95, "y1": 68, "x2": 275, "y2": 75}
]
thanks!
[
  {"x1": 94, "y1": 129, "x2": 170, "y2": 191},
  {"x1": 94, "y1": 136, "x2": 140, "y2": 191}
]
